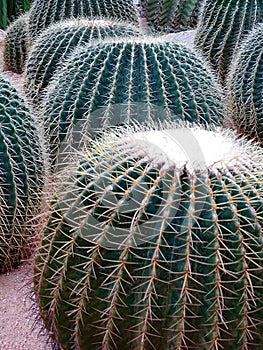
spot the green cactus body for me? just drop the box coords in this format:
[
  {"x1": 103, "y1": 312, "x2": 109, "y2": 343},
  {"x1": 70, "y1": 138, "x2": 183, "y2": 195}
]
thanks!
[
  {"x1": 194, "y1": 0, "x2": 263, "y2": 83},
  {"x1": 28, "y1": 0, "x2": 139, "y2": 41},
  {"x1": 141, "y1": 0, "x2": 199, "y2": 31},
  {"x1": 3, "y1": 13, "x2": 30, "y2": 74},
  {"x1": 33, "y1": 123, "x2": 263, "y2": 349},
  {"x1": 0, "y1": 75, "x2": 46, "y2": 272},
  {"x1": 227, "y1": 24, "x2": 263, "y2": 145},
  {"x1": 24, "y1": 19, "x2": 142, "y2": 108},
  {"x1": 41, "y1": 37, "x2": 225, "y2": 165}
]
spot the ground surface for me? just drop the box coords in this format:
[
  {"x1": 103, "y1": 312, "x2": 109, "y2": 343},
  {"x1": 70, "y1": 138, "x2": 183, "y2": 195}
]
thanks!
[{"x1": 0, "y1": 28, "x2": 196, "y2": 350}]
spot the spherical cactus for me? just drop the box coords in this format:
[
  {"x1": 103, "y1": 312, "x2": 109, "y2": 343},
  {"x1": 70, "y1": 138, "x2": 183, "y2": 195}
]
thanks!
[
  {"x1": 0, "y1": 74, "x2": 46, "y2": 272},
  {"x1": 140, "y1": 0, "x2": 200, "y2": 31},
  {"x1": 194, "y1": 0, "x2": 263, "y2": 83},
  {"x1": 33, "y1": 122, "x2": 263, "y2": 350},
  {"x1": 227, "y1": 23, "x2": 263, "y2": 145},
  {"x1": 41, "y1": 36, "x2": 225, "y2": 166},
  {"x1": 28, "y1": 0, "x2": 139, "y2": 41},
  {"x1": 3, "y1": 13, "x2": 30, "y2": 74},
  {"x1": 24, "y1": 19, "x2": 143, "y2": 108}
]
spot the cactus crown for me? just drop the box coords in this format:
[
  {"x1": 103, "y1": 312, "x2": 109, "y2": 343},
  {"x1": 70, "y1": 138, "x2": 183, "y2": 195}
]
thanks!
[
  {"x1": 227, "y1": 23, "x2": 263, "y2": 145},
  {"x1": 34, "y1": 122, "x2": 263, "y2": 349},
  {"x1": 24, "y1": 19, "x2": 143, "y2": 107},
  {"x1": 0, "y1": 74, "x2": 45, "y2": 272},
  {"x1": 28, "y1": 0, "x2": 139, "y2": 40},
  {"x1": 41, "y1": 36, "x2": 225, "y2": 166},
  {"x1": 194, "y1": 0, "x2": 263, "y2": 82},
  {"x1": 3, "y1": 13, "x2": 30, "y2": 74}
]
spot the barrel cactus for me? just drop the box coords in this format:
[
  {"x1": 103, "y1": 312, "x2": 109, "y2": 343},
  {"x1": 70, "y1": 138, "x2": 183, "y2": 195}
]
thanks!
[
  {"x1": 33, "y1": 122, "x2": 263, "y2": 349},
  {"x1": 140, "y1": 0, "x2": 200, "y2": 31},
  {"x1": 227, "y1": 23, "x2": 263, "y2": 145},
  {"x1": 194, "y1": 0, "x2": 263, "y2": 83},
  {"x1": 28, "y1": 0, "x2": 139, "y2": 41},
  {"x1": 42, "y1": 36, "x2": 225, "y2": 166},
  {"x1": 3, "y1": 13, "x2": 30, "y2": 74},
  {"x1": 0, "y1": 74, "x2": 46, "y2": 272},
  {"x1": 24, "y1": 19, "x2": 142, "y2": 107}
]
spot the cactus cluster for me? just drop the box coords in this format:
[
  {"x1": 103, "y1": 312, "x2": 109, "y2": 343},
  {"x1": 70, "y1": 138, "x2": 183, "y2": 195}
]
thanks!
[
  {"x1": 0, "y1": 74, "x2": 45, "y2": 272},
  {"x1": 24, "y1": 19, "x2": 142, "y2": 107},
  {"x1": 227, "y1": 23, "x2": 263, "y2": 145},
  {"x1": 3, "y1": 13, "x2": 30, "y2": 74},
  {"x1": 33, "y1": 123, "x2": 263, "y2": 349},
  {"x1": 140, "y1": 0, "x2": 200, "y2": 31},
  {"x1": 194, "y1": 0, "x2": 263, "y2": 82},
  {"x1": 28, "y1": 0, "x2": 139, "y2": 41},
  {"x1": 41, "y1": 36, "x2": 225, "y2": 165}
]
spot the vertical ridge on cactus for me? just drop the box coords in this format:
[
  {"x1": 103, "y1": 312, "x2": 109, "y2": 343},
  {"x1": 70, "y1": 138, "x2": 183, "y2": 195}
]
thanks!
[
  {"x1": 227, "y1": 23, "x2": 263, "y2": 145},
  {"x1": 33, "y1": 122, "x2": 263, "y2": 349},
  {"x1": 194, "y1": 0, "x2": 263, "y2": 83},
  {"x1": 41, "y1": 36, "x2": 225, "y2": 166},
  {"x1": 3, "y1": 13, "x2": 30, "y2": 74},
  {"x1": 24, "y1": 19, "x2": 143, "y2": 108},
  {"x1": 0, "y1": 74, "x2": 46, "y2": 272},
  {"x1": 28, "y1": 0, "x2": 139, "y2": 41}
]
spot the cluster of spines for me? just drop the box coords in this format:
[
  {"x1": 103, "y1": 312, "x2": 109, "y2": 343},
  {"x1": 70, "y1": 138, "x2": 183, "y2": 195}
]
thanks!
[
  {"x1": 28, "y1": 0, "x2": 139, "y2": 41},
  {"x1": 33, "y1": 124, "x2": 263, "y2": 349},
  {"x1": 227, "y1": 23, "x2": 263, "y2": 145},
  {"x1": 194, "y1": 0, "x2": 263, "y2": 82},
  {"x1": 0, "y1": 74, "x2": 45, "y2": 272},
  {"x1": 24, "y1": 19, "x2": 142, "y2": 107},
  {"x1": 3, "y1": 13, "x2": 30, "y2": 74},
  {"x1": 140, "y1": 0, "x2": 200, "y2": 31},
  {"x1": 41, "y1": 36, "x2": 225, "y2": 166}
]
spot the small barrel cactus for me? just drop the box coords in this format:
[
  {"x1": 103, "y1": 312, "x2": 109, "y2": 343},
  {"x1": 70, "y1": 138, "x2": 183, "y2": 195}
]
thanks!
[
  {"x1": 227, "y1": 23, "x2": 263, "y2": 145},
  {"x1": 0, "y1": 74, "x2": 46, "y2": 272},
  {"x1": 140, "y1": 0, "x2": 200, "y2": 31},
  {"x1": 28, "y1": 0, "x2": 139, "y2": 41},
  {"x1": 24, "y1": 19, "x2": 142, "y2": 107},
  {"x1": 42, "y1": 36, "x2": 225, "y2": 165},
  {"x1": 194, "y1": 0, "x2": 263, "y2": 83},
  {"x1": 3, "y1": 13, "x2": 30, "y2": 74},
  {"x1": 33, "y1": 122, "x2": 263, "y2": 349}
]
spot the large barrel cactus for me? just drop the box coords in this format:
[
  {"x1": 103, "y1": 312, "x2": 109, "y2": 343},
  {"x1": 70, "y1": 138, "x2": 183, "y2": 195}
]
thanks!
[
  {"x1": 42, "y1": 37, "x2": 225, "y2": 165},
  {"x1": 24, "y1": 19, "x2": 142, "y2": 107},
  {"x1": 194, "y1": 0, "x2": 263, "y2": 83},
  {"x1": 28, "y1": 0, "x2": 139, "y2": 41},
  {"x1": 33, "y1": 122, "x2": 263, "y2": 349},
  {"x1": 3, "y1": 13, "x2": 30, "y2": 74},
  {"x1": 227, "y1": 23, "x2": 263, "y2": 145},
  {"x1": 0, "y1": 75, "x2": 46, "y2": 272}
]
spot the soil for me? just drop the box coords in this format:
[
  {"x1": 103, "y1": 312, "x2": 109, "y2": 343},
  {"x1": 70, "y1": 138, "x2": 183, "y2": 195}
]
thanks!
[{"x1": 0, "y1": 28, "x2": 196, "y2": 350}]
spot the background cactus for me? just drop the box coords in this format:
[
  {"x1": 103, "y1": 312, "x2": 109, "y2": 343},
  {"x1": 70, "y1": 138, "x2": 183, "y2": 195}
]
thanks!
[
  {"x1": 41, "y1": 36, "x2": 225, "y2": 166},
  {"x1": 140, "y1": 0, "x2": 200, "y2": 31},
  {"x1": 28, "y1": 0, "x2": 139, "y2": 41},
  {"x1": 194, "y1": 0, "x2": 263, "y2": 83},
  {"x1": 24, "y1": 19, "x2": 143, "y2": 108},
  {"x1": 33, "y1": 122, "x2": 263, "y2": 350},
  {"x1": 227, "y1": 23, "x2": 263, "y2": 145},
  {"x1": 0, "y1": 74, "x2": 46, "y2": 272},
  {"x1": 3, "y1": 12, "x2": 30, "y2": 73}
]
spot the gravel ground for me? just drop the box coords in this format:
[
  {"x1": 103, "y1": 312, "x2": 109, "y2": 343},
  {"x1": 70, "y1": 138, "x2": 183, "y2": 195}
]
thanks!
[{"x1": 0, "y1": 28, "x2": 196, "y2": 350}]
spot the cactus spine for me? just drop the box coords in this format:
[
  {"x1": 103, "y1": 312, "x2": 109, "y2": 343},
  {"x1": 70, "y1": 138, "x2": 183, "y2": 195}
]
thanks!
[
  {"x1": 0, "y1": 75, "x2": 45, "y2": 272},
  {"x1": 227, "y1": 23, "x2": 263, "y2": 145},
  {"x1": 194, "y1": 0, "x2": 263, "y2": 83},
  {"x1": 41, "y1": 37, "x2": 225, "y2": 165},
  {"x1": 28, "y1": 0, "x2": 139, "y2": 41},
  {"x1": 33, "y1": 123, "x2": 263, "y2": 349},
  {"x1": 3, "y1": 13, "x2": 30, "y2": 74},
  {"x1": 24, "y1": 19, "x2": 142, "y2": 107}
]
